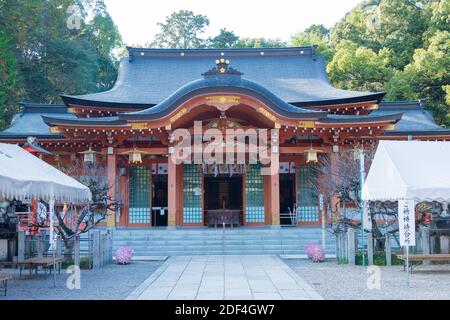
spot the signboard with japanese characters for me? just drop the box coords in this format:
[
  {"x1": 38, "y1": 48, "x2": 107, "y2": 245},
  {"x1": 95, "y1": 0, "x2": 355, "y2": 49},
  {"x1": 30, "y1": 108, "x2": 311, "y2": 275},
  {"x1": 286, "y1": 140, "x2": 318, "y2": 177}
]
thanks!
[
  {"x1": 37, "y1": 201, "x2": 48, "y2": 225},
  {"x1": 363, "y1": 201, "x2": 372, "y2": 231},
  {"x1": 398, "y1": 200, "x2": 416, "y2": 247}
]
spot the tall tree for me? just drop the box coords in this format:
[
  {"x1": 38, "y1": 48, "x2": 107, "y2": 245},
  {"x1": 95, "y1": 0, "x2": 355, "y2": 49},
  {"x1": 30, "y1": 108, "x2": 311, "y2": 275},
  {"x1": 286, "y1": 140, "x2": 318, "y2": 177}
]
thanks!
[
  {"x1": 150, "y1": 10, "x2": 210, "y2": 49},
  {"x1": 0, "y1": 32, "x2": 19, "y2": 129},
  {"x1": 401, "y1": 31, "x2": 449, "y2": 126},
  {"x1": 291, "y1": 24, "x2": 333, "y2": 62},
  {"x1": 0, "y1": 0, "x2": 122, "y2": 130},
  {"x1": 325, "y1": 0, "x2": 449, "y2": 127},
  {"x1": 327, "y1": 40, "x2": 392, "y2": 92},
  {"x1": 234, "y1": 37, "x2": 286, "y2": 48},
  {"x1": 208, "y1": 28, "x2": 239, "y2": 48},
  {"x1": 330, "y1": 0, "x2": 427, "y2": 70}
]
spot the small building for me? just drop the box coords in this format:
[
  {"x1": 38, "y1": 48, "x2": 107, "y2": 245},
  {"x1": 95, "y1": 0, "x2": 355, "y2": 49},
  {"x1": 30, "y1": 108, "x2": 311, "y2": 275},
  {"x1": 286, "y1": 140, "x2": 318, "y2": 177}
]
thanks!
[{"x1": 1, "y1": 46, "x2": 449, "y2": 232}]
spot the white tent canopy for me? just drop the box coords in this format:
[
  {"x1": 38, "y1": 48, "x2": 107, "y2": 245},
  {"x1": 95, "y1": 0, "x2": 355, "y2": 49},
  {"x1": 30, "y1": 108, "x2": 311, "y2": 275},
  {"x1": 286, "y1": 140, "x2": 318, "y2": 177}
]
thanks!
[
  {"x1": 0, "y1": 143, "x2": 91, "y2": 203},
  {"x1": 362, "y1": 140, "x2": 450, "y2": 202}
]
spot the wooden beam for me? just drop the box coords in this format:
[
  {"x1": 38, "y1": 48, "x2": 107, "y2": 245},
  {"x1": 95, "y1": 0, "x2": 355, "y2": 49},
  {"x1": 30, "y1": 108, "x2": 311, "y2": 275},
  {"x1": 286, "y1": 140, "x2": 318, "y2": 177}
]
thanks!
[
  {"x1": 114, "y1": 147, "x2": 168, "y2": 154},
  {"x1": 279, "y1": 146, "x2": 331, "y2": 154}
]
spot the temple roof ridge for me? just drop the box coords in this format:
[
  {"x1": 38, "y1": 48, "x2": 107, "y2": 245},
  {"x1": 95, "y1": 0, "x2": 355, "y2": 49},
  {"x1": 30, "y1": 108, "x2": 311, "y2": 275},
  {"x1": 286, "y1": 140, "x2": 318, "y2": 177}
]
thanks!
[{"x1": 61, "y1": 45, "x2": 384, "y2": 109}]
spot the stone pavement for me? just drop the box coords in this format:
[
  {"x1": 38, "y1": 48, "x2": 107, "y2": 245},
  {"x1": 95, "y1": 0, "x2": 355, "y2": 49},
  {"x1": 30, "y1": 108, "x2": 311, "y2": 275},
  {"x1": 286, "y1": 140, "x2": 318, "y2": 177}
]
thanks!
[{"x1": 127, "y1": 255, "x2": 322, "y2": 300}]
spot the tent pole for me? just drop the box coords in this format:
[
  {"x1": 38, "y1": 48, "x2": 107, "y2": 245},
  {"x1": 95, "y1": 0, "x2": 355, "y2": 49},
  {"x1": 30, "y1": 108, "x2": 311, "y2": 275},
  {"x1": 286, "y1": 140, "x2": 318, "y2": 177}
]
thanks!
[
  {"x1": 359, "y1": 149, "x2": 365, "y2": 267},
  {"x1": 49, "y1": 199, "x2": 56, "y2": 287},
  {"x1": 406, "y1": 245, "x2": 410, "y2": 287}
]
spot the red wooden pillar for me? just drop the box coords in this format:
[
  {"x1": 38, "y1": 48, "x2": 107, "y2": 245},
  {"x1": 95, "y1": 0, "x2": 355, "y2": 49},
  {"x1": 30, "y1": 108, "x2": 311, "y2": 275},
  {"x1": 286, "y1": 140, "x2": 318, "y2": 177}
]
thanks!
[
  {"x1": 330, "y1": 151, "x2": 340, "y2": 220},
  {"x1": 167, "y1": 155, "x2": 177, "y2": 227},
  {"x1": 30, "y1": 198, "x2": 38, "y2": 235},
  {"x1": 269, "y1": 153, "x2": 280, "y2": 227},
  {"x1": 107, "y1": 152, "x2": 117, "y2": 227}
]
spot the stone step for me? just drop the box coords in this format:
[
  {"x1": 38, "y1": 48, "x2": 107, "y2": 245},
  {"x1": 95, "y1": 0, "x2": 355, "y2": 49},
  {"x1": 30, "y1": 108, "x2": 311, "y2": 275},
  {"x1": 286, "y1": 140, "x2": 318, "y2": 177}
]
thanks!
[{"x1": 108, "y1": 227, "x2": 336, "y2": 256}]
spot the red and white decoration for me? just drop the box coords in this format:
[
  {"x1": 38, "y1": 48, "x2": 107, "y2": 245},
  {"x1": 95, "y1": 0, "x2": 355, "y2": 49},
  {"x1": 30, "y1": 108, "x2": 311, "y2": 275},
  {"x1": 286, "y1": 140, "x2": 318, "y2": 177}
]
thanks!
[
  {"x1": 151, "y1": 163, "x2": 168, "y2": 175},
  {"x1": 279, "y1": 162, "x2": 296, "y2": 174}
]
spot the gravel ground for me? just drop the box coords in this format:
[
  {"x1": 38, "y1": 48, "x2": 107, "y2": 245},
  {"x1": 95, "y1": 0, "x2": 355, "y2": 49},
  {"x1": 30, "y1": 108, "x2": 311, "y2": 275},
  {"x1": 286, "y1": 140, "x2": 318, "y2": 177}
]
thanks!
[
  {"x1": 285, "y1": 259, "x2": 450, "y2": 300},
  {"x1": 1, "y1": 261, "x2": 163, "y2": 300}
]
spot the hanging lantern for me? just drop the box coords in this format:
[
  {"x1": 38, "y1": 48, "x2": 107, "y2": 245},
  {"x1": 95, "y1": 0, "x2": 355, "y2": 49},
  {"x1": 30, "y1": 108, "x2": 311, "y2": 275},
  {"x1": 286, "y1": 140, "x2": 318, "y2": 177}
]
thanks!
[
  {"x1": 119, "y1": 148, "x2": 151, "y2": 164},
  {"x1": 79, "y1": 148, "x2": 100, "y2": 163},
  {"x1": 129, "y1": 150, "x2": 142, "y2": 163},
  {"x1": 304, "y1": 148, "x2": 321, "y2": 163}
]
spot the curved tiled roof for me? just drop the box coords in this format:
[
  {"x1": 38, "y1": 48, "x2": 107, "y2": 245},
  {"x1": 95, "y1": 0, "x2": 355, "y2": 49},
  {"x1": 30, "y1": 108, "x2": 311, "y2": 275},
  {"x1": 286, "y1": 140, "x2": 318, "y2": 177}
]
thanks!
[
  {"x1": 374, "y1": 101, "x2": 449, "y2": 134},
  {"x1": 62, "y1": 47, "x2": 384, "y2": 108},
  {"x1": 120, "y1": 71, "x2": 327, "y2": 121},
  {"x1": 0, "y1": 103, "x2": 77, "y2": 139}
]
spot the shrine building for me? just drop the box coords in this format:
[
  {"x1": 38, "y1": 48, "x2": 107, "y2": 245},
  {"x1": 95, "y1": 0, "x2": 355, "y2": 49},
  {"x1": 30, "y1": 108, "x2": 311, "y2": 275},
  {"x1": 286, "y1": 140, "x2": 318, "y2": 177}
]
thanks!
[{"x1": 1, "y1": 46, "x2": 449, "y2": 230}]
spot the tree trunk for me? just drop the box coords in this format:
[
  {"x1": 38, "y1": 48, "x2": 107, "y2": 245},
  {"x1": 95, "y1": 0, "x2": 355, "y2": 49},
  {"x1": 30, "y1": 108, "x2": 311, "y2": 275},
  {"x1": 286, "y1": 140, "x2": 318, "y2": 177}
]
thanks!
[{"x1": 63, "y1": 238, "x2": 74, "y2": 258}]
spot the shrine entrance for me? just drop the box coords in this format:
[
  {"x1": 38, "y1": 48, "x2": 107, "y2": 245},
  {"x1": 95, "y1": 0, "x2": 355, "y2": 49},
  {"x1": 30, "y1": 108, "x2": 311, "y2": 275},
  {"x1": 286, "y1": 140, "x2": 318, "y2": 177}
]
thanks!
[
  {"x1": 152, "y1": 174, "x2": 168, "y2": 227},
  {"x1": 204, "y1": 175, "x2": 243, "y2": 227},
  {"x1": 279, "y1": 173, "x2": 297, "y2": 226}
]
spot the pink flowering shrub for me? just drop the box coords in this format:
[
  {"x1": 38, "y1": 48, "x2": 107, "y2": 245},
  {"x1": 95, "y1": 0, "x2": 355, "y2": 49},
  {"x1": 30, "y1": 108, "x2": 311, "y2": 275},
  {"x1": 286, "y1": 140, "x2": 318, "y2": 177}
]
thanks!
[
  {"x1": 305, "y1": 243, "x2": 325, "y2": 262},
  {"x1": 116, "y1": 247, "x2": 133, "y2": 264}
]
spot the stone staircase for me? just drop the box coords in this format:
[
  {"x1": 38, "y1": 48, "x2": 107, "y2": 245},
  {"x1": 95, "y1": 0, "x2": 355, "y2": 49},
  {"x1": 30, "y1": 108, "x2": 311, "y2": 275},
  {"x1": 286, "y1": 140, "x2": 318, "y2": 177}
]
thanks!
[{"x1": 110, "y1": 227, "x2": 336, "y2": 256}]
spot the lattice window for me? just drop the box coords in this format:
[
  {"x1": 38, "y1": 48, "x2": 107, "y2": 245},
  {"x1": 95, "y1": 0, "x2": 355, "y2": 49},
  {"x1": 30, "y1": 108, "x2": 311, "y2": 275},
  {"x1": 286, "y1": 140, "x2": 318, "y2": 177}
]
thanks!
[
  {"x1": 297, "y1": 164, "x2": 319, "y2": 223},
  {"x1": 245, "y1": 163, "x2": 265, "y2": 223},
  {"x1": 183, "y1": 164, "x2": 202, "y2": 224},
  {"x1": 129, "y1": 166, "x2": 150, "y2": 224}
]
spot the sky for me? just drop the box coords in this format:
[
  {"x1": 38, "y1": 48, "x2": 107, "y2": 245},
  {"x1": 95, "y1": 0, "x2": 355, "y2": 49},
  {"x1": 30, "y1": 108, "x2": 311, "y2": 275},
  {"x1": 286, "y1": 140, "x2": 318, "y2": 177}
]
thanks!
[{"x1": 103, "y1": 0, "x2": 363, "y2": 46}]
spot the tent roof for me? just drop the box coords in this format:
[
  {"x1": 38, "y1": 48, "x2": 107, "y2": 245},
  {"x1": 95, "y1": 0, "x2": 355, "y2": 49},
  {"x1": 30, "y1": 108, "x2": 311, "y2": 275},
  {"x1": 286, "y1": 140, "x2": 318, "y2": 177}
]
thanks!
[
  {"x1": 362, "y1": 140, "x2": 450, "y2": 201},
  {"x1": 0, "y1": 143, "x2": 91, "y2": 202}
]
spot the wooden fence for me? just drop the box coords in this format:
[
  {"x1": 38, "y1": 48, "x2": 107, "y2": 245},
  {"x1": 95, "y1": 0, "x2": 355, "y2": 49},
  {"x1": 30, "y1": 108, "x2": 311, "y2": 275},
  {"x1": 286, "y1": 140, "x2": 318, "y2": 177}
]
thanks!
[
  {"x1": 335, "y1": 227, "x2": 432, "y2": 266},
  {"x1": 16, "y1": 229, "x2": 113, "y2": 269}
]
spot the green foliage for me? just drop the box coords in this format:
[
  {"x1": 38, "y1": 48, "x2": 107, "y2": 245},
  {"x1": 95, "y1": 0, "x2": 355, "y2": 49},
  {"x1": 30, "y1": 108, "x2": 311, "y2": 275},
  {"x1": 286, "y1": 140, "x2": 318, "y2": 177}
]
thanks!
[
  {"x1": 208, "y1": 30, "x2": 286, "y2": 49},
  {"x1": 150, "y1": 10, "x2": 286, "y2": 49},
  {"x1": 327, "y1": 41, "x2": 392, "y2": 91},
  {"x1": 0, "y1": 32, "x2": 19, "y2": 129},
  {"x1": 401, "y1": 31, "x2": 450, "y2": 126},
  {"x1": 1, "y1": 1, "x2": 448, "y2": 131},
  {"x1": 208, "y1": 28, "x2": 239, "y2": 48},
  {"x1": 330, "y1": 0, "x2": 427, "y2": 69},
  {"x1": 384, "y1": 70, "x2": 418, "y2": 101},
  {"x1": 355, "y1": 252, "x2": 403, "y2": 266},
  {"x1": 62, "y1": 256, "x2": 91, "y2": 270},
  {"x1": 150, "y1": 10, "x2": 210, "y2": 49},
  {"x1": 337, "y1": 258, "x2": 349, "y2": 265},
  {"x1": 326, "y1": 0, "x2": 449, "y2": 127},
  {"x1": 291, "y1": 24, "x2": 334, "y2": 62},
  {"x1": 234, "y1": 37, "x2": 287, "y2": 48},
  {"x1": 0, "y1": 0, "x2": 122, "y2": 130}
]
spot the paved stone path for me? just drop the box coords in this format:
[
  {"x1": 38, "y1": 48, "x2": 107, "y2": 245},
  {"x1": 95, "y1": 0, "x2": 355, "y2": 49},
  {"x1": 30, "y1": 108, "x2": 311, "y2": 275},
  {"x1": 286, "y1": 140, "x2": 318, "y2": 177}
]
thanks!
[{"x1": 127, "y1": 255, "x2": 322, "y2": 300}]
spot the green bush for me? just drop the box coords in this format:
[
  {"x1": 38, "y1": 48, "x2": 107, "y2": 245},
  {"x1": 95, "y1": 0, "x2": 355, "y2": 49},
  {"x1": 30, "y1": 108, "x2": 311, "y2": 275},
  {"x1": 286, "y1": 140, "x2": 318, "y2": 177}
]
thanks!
[
  {"x1": 355, "y1": 252, "x2": 403, "y2": 266},
  {"x1": 61, "y1": 257, "x2": 91, "y2": 270}
]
